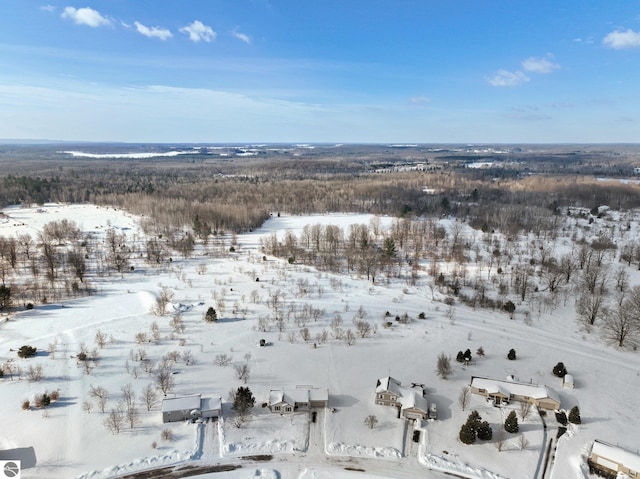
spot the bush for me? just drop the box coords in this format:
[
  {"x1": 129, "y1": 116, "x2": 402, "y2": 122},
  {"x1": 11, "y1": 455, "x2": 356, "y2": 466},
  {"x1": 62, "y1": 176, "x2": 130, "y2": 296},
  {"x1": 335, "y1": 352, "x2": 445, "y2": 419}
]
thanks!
[
  {"x1": 161, "y1": 428, "x2": 173, "y2": 441},
  {"x1": 25, "y1": 303, "x2": 34, "y2": 310},
  {"x1": 17, "y1": 345, "x2": 37, "y2": 358},
  {"x1": 507, "y1": 348, "x2": 516, "y2": 360},
  {"x1": 568, "y1": 406, "x2": 581, "y2": 424},
  {"x1": 418, "y1": 312, "x2": 426, "y2": 320},
  {"x1": 22, "y1": 400, "x2": 30, "y2": 410},
  {"x1": 456, "y1": 351, "x2": 465, "y2": 363},
  {"x1": 552, "y1": 362, "x2": 568, "y2": 378},
  {"x1": 503, "y1": 300, "x2": 516, "y2": 317},
  {"x1": 504, "y1": 410, "x2": 519, "y2": 433},
  {"x1": 50, "y1": 390, "x2": 60, "y2": 401}
]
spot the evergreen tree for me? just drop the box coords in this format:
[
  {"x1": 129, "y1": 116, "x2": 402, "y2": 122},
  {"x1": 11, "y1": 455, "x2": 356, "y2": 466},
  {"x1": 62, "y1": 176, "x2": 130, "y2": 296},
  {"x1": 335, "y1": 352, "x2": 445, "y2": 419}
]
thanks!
[
  {"x1": 507, "y1": 348, "x2": 517, "y2": 360},
  {"x1": 456, "y1": 351, "x2": 465, "y2": 363},
  {"x1": 552, "y1": 362, "x2": 568, "y2": 378},
  {"x1": 568, "y1": 405, "x2": 581, "y2": 424},
  {"x1": 459, "y1": 422, "x2": 476, "y2": 444},
  {"x1": 232, "y1": 386, "x2": 255, "y2": 415},
  {"x1": 0, "y1": 284, "x2": 11, "y2": 310},
  {"x1": 463, "y1": 348, "x2": 472, "y2": 362},
  {"x1": 504, "y1": 410, "x2": 519, "y2": 433},
  {"x1": 204, "y1": 307, "x2": 218, "y2": 322},
  {"x1": 17, "y1": 345, "x2": 37, "y2": 358},
  {"x1": 477, "y1": 420, "x2": 493, "y2": 440}
]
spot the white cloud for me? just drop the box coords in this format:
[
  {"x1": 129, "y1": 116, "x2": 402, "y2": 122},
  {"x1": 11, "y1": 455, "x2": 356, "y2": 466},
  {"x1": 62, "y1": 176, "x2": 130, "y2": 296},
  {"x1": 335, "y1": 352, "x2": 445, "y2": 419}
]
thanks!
[
  {"x1": 410, "y1": 95, "x2": 431, "y2": 106},
  {"x1": 603, "y1": 29, "x2": 640, "y2": 49},
  {"x1": 61, "y1": 6, "x2": 111, "y2": 27},
  {"x1": 486, "y1": 69, "x2": 529, "y2": 87},
  {"x1": 180, "y1": 20, "x2": 216, "y2": 43},
  {"x1": 231, "y1": 30, "x2": 251, "y2": 44},
  {"x1": 522, "y1": 55, "x2": 559, "y2": 74},
  {"x1": 41, "y1": 5, "x2": 56, "y2": 12},
  {"x1": 134, "y1": 21, "x2": 172, "y2": 40}
]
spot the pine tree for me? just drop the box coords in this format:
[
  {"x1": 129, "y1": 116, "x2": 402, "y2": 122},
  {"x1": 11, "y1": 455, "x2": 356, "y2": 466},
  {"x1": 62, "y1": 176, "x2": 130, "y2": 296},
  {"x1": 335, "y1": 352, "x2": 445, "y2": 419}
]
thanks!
[
  {"x1": 204, "y1": 307, "x2": 218, "y2": 322},
  {"x1": 504, "y1": 410, "x2": 519, "y2": 433},
  {"x1": 507, "y1": 348, "x2": 517, "y2": 360},
  {"x1": 568, "y1": 405, "x2": 581, "y2": 424},
  {"x1": 552, "y1": 362, "x2": 568, "y2": 378},
  {"x1": 456, "y1": 351, "x2": 465, "y2": 363},
  {"x1": 459, "y1": 422, "x2": 476, "y2": 444},
  {"x1": 232, "y1": 386, "x2": 255, "y2": 415},
  {"x1": 477, "y1": 420, "x2": 493, "y2": 440}
]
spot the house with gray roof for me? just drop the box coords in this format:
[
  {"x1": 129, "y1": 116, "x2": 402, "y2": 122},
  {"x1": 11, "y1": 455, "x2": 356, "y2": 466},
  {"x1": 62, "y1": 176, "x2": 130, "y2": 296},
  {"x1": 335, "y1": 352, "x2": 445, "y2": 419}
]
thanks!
[{"x1": 470, "y1": 376, "x2": 561, "y2": 411}]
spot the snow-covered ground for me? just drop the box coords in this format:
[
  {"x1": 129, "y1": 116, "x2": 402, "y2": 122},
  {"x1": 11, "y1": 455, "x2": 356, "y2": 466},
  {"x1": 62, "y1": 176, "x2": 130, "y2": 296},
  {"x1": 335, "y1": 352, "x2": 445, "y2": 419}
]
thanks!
[{"x1": 0, "y1": 204, "x2": 638, "y2": 479}]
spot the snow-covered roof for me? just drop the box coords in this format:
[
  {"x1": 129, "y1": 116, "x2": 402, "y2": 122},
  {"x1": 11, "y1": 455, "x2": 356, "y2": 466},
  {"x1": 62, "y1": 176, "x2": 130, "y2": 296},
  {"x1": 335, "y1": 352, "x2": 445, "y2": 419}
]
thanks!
[
  {"x1": 592, "y1": 440, "x2": 640, "y2": 473},
  {"x1": 269, "y1": 387, "x2": 328, "y2": 406},
  {"x1": 376, "y1": 376, "x2": 402, "y2": 396},
  {"x1": 309, "y1": 388, "x2": 329, "y2": 402},
  {"x1": 285, "y1": 388, "x2": 310, "y2": 404},
  {"x1": 269, "y1": 390, "x2": 285, "y2": 405},
  {"x1": 162, "y1": 394, "x2": 201, "y2": 413},
  {"x1": 400, "y1": 390, "x2": 429, "y2": 413},
  {"x1": 471, "y1": 377, "x2": 560, "y2": 404},
  {"x1": 200, "y1": 396, "x2": 222, "y2": 412}
]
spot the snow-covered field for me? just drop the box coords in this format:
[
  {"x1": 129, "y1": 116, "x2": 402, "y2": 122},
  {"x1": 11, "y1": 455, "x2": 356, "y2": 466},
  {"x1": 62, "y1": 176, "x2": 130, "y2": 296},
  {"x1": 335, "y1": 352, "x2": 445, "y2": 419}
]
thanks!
[{"x1": 0, "y1": 204, "x2": 639, "y2": 479}]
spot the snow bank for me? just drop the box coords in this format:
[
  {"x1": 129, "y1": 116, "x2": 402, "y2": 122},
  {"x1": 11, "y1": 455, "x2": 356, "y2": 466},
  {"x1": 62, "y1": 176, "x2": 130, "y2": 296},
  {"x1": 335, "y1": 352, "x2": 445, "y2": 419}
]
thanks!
[{"x1": 326, "y1": 442, "x2": 401, "y2": 460}]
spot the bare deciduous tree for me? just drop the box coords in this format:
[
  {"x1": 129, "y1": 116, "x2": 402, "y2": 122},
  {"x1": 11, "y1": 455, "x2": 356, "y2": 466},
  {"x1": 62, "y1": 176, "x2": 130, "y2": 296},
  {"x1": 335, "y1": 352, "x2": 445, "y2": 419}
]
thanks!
[
  {"x1": 436, "y1": 352, "x2": 452, "y2": 379},
  {"x1": 156, "y1": 368, "x2": 175, "y2": 395},
  {"x1": 354, "y1": 320, "x2": 372, "y2": 338},
  {"x1": 104, "y1": 406, "x2": 125, "y2": 434},
  {"x1": 345, "y1": 328, "x2": 356, "y2": 346},
  {"x1": 27, "y1": 364, "x2": 44, "y2": 381},
  {"x1": 458, "y1": 386, "x2": 471, "y2": 411},
  {"x1": 364, "y1": 414, "x2": 378, "y2": 429},
  {"x1": 141, "y1": 383, "x2": 158, "y2": 411},
  {"x1": 214, "y1": 353, "x2": 232, "y2": 367},
  {"x1": 95, "y1": 329, "x2": 107, "y2": 349},
  {"x1": 234, "y1": 363, "x2": 250, "y2": 383},
  {"x1": 150, "y1": 286, "x2": 174, "y2": 316},
  {"x1": 519, "y1": 401, "x2": 532, "y2": 421},
  {"x1": 576, "y1": 290, "x2": 607, "y2": 330},
  {"x1": 89, "y1": 385, "x2": 110, "y2": 413}
]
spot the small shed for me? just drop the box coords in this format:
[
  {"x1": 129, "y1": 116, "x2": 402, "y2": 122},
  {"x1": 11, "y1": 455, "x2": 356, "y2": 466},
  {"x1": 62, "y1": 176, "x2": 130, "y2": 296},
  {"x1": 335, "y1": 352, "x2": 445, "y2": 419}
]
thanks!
[{"x1": 562, "y1": 374, "x2": 574, "y2": 389}]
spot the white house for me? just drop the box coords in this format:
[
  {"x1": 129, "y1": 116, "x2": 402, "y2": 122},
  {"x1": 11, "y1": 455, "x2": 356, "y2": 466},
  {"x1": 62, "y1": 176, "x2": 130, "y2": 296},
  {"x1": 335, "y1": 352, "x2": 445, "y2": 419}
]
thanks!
[
  {"x1": 470, "y1": 376, "x2": 561, "y2": 411},
  {"x1": 161, "y1": 394, "x2": 222, "y2": 423},
  {"x1": 268, "y1": 386, "x2": 328, "y2": 413},
  {"x1": 588, "y1": 439, "x2": 640, "y2": 478}
]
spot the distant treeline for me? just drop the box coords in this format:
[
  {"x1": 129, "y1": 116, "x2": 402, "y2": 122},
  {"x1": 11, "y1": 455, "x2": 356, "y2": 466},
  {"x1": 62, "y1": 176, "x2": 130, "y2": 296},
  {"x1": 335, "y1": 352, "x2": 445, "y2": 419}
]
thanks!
[{"x1": 1, "y1": 145, "x2": 640, "y2": 234}]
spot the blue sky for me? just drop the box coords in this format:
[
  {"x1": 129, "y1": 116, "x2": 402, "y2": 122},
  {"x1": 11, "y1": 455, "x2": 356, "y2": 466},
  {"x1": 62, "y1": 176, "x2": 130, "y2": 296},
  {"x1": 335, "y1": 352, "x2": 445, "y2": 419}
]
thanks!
[{"x1": 1, "y1": 1, "x2": 639, "y2": 143}]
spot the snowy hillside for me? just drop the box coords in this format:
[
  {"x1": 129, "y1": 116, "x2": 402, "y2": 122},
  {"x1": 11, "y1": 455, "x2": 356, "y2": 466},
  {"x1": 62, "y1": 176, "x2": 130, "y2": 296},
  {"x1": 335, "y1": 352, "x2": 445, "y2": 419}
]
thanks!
[{"x1": 0, "y1": 204, "x2": 638, "y2": 479}]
